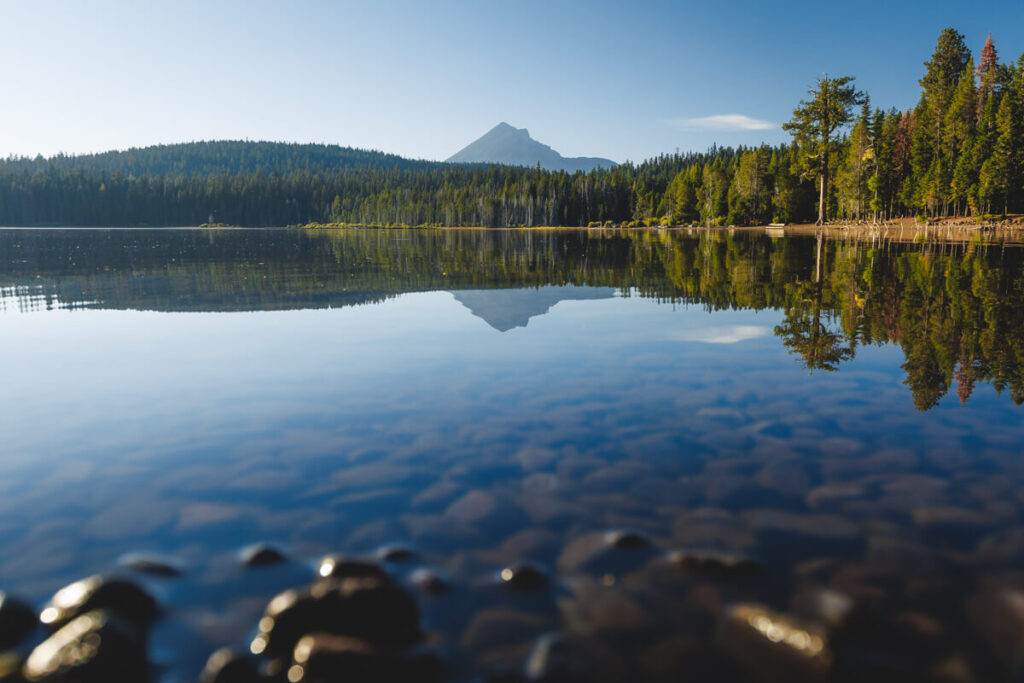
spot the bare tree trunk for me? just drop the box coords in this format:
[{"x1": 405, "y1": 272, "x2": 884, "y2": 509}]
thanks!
[
  {"x1": 818, "y1": 172, "x2": 826, "y2": 225},
  {"x1": 817, "y1": 148, "x2": 829, "y2": 225}
]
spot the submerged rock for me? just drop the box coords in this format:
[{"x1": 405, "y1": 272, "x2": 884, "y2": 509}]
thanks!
[
  {"x1": 200, "y1": 648, "x2": 262, "y2": 683},
  {"x1": 716, "y1": 604, "x2": 831, "y2": 681},
  {"x1": 747, "y1": 510, "x2": 863, "y2": 564},
  {"x1": 23, "y1": 610, "x2": 146, "y2": 682},
  {"x1": 409, "y1": 569, "x2": 450, "y2": 595},
  {"x1": 664, "y1": 549, "x2": 763, "y2": 578},
  {"x1": 240, "y1": 544, "x2": 287, "y2": 567},
  {"x1": 117, "y1": 552, "x2": 184, "y2": 577},
  {"x1": 375, "y1": 544, "x2": 415, "y2": 563},
  {"x1": 558, "y1": 531, "x2": 655, "y2": 577},
  {"x1": 39, "y1": 576, "x2": 158, "y2": 632},
  {"x1": 604, "y1": 530, "x2": 649, "y2": 549},
  {"x1": 0, "y1": 592, "x2": 37, "y2": 650}
]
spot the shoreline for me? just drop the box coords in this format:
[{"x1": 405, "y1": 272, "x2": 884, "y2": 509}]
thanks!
[{"x1": 4, "y1": 219, "x2": 1024, "y2": 244}]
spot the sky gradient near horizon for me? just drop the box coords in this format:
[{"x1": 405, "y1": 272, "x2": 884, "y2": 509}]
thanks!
[{"x1": 2, "y1": 0, "x2": 1023, "y2": 164}]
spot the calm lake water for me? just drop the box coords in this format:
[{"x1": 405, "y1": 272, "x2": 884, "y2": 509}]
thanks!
[{"x1": 2, "y1": 227, "x2": 1024, "y2": 682}]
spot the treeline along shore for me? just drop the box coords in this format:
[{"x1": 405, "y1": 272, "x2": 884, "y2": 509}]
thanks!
[{"x1": 1, "y1": 27, "x2": 1022, "y2": 229}]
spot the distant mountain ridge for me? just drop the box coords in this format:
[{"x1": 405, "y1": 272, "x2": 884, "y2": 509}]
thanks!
[{"x1": 447, "y1": 123, "x2": 617, "y2": 173}]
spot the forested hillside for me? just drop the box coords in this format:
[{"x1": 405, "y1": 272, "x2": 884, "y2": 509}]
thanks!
[{"x1": 0, "y1": 27, "x2": 1020, "y2": 228}]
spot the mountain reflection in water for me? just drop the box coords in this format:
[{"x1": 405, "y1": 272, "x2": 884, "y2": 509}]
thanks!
[
  {"x1": 3, "y1": 227, "x2": 1022, "y2": 410},
  {"x1": 4, "y1": 227, "x2": 1024, "y2": 682}
]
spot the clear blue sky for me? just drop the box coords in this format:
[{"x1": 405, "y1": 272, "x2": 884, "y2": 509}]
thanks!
[{"x1": 2, "y1": 0, "x2": 1022, "y2": 163}]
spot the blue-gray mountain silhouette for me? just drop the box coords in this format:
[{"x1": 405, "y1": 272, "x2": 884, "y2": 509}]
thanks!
[
  {"x1": 447, "y1": 123, "x2": 617, "y2": 172},
  {"x1": 451, "y1": 286, "x2": 616, "y2": 331}
]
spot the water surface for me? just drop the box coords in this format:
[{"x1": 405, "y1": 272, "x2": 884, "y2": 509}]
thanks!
[{"x1": 2, "y1": 228, "x2": 1024, "y2": 682}]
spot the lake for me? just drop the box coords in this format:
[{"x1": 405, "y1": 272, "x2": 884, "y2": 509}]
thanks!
[{"x1": 2, "y1": 227, "x2": 1024, "y2": 682}]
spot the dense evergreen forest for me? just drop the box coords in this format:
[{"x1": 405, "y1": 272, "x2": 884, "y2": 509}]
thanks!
[{"x1": 1, "y1": 27, "x2": 1021, "y2": 228}]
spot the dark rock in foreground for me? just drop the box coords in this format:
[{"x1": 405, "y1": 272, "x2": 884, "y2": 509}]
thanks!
[
  {"x1": 0, "y1": 592, "x2": 37, "y2": 650},
  {"x1": 251, "y1": 576, "x2": 421, "y2": 659},
  {"x1": 40, "y1": 576, "x2": 158, "y2": 632},
  {"x1": 23, "y1": 610, "x2": 146, "y2": 683},
  {"x1": 199, "y1": 648, "x2": 262, "y2": 683}
]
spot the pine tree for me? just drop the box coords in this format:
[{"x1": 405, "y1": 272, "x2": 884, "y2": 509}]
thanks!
[
  {"x1": 912, "y1": 28, "x2": 971, "y2": 216},
  {"x1": 976, "y1": 33, "x2": 1000, "y2": 106},
  {"x1": 783, "y1": 74, "x2": 866, "y2": 224}
]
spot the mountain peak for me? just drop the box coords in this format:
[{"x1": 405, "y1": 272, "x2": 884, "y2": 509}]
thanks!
[{"x1": 447, "y1": 123, "x2": 616, "y2": 173}]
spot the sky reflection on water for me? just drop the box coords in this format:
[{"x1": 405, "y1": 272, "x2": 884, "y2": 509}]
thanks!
[{"x1": 2, "y1": 228, "x2": 1024, "y2": 682}]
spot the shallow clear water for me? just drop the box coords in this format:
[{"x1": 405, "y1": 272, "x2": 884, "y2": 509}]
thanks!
[{"x1": 2, "y1": 227, "x2": 1024, "y2": 682}]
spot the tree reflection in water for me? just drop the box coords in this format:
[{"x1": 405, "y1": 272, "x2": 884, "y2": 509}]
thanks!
[{"x1": 2, "y1": 226, "x2": 1023, "y2": 410}]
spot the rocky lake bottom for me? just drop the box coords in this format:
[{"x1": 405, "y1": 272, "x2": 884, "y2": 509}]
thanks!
[{"x1": 2, "y1": 227, "x2": 1024, "y2": 682}]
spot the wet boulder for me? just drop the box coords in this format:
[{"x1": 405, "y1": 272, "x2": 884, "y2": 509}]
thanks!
[
  {"x1": 251, "y1": 577, "x2": 421, "y2": 660},
  {"x1": 716, "y1": 603, "x2": 831, "y2": 681},
  {"x1": 39, "y1": 576, "x2": 158, "y2": 632},
  {"x1": 0, "y1": 592, "x2": 37, "y2": 650},
  {"x1": 23, "y1": 610, "x2": 146, "y2": 683},
  {"x1": 199, "y1": 648, "x2": 262, "y2": 683}
]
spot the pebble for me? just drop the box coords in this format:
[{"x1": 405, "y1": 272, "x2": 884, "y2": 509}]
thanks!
[
  {"x1": 375, "y1": 544, "x2": 415, "y2": 562},
  {"x1": 497, "y1": 565, "x2": 547, "y2": 592},
  {"x1": 604, "y1": 530, "x2": 649, "y2": 549},
  {"x1": 317, "y1": 556, "x2": 389, "y2": 581},
  {"x1": 39, "y1": 576, "x2": 158, "y2": 631},
  {"x1": 409, "y1": 568, "x2": 450, "y2": 595},
  {"x1": 240, "y1": 544, "x2": 287, "y2": 567},
  {"x1": 0, "y1": 592, "x2": 36, "y2": 650},
  {"x1": 23, "y1": 610, "x2": 146, "y2": 682},
  {"x1": 199, "y1": 648, "x2": 262, "y2": 683}
]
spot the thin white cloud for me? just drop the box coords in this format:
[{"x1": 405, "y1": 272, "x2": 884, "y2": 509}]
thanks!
[
  {"x1": 670, "y1": 325, "x2": 770, "y2": 344},
  {"x1": 670, "y1": 114, "x2": 776, "y2": 132}
]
